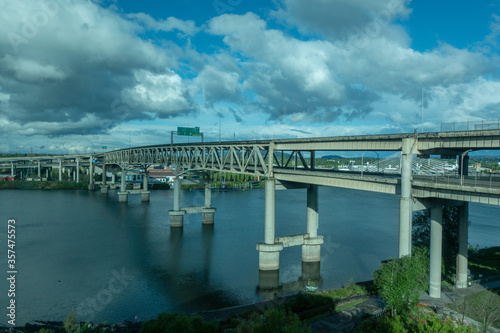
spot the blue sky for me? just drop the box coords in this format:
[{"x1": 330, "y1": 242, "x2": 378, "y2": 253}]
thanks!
[{"x1": 0, "y1": 0, "x2": 499, "y2": 153}]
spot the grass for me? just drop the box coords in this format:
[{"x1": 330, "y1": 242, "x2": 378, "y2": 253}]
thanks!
[
  {"x1": 303, "y1": 299, "x2": 368, "y2": 324},
  {"x1": 284, "y1": 280, "x2": 370, "y2": 322},
  {"x1": 468, "y1": 246, "x2": 500, "y2": 278}
]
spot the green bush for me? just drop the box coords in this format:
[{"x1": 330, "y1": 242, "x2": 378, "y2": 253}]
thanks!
[
  {"x1": 354, "y1": 312, "x2": 479, "y2": 333},
  {"x1": 139, "y1": 313, "x2": 218, "y2": 333},
  {"x1": 237, "y1": 308, "x2": 311, "y2": 333}
]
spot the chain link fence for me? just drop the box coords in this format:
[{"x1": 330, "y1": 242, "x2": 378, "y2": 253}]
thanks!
[{"x1": 441, "y1": 119, "x2": 500, "y2": 132}]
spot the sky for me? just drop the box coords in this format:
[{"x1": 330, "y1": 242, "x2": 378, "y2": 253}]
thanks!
[{"x1": 1, "y1": 0, "x2": 500, "y2": 154}]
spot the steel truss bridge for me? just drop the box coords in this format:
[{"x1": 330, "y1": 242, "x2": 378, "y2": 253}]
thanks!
[
  {"x1": 2, "y1": 129, "x2": 500, "y2": 298},
  {"x1": 102, "y1": 130, "x2": 500, "y2": 205}
]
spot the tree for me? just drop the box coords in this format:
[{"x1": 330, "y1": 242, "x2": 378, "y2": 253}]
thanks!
[
  {"x1": 63, "y1": 308, "x2": 78, "y2": 333},
  {"x1": 467, "y1": 290, "x2": 500, "y2": 333},
  {"x1": 374, "y1": 247, "x2": 429, "y2": 318}
]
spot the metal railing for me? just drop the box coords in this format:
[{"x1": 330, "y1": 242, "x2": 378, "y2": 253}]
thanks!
[
  {"x1": 441, "y1": 119, "x2": 500, "y2": 132},
  {"x1": 414, "y1": 173, "x2": 500, "y2": 189}
]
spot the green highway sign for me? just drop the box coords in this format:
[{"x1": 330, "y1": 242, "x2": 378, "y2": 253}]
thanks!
[{"x1": 177, "y1": 126, "x2": 200, "y2": 136}]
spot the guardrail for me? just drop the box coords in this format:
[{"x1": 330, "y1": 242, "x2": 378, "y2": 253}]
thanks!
[{"x1": 441, "y1": 119, "x2": 500, "y2": 132}]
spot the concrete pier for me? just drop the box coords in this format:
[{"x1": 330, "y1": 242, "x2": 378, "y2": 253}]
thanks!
[
  {"x1": 302, "y1": 184, "x2": 323, "y2": 262},
  {"x1": 141, "y1": 191, "x2": 150, "y2": 202},
  {"x1": 141, "y1": 170, "x2": 150, "y2": 202},
  {"x1": 169, "y1": 178, "x2": 185, "y2": 227},
  {"x1": 256, "y1": 178, "x2": 283, "y2": 271},
  {"x1": 118, "y1": 167, "x2": 128, "y2": 203},
  {"x1": 58, "y1": 159, "x2": 62, "y2": 181},
  {"x1": 456, "y1": 203, "x2": 469, "y2": 288},
  {"x1": 76, "y1": 158, "x2": 80, "y2": 183},
  {"x1": 88, "y1": 157, "x2": 95, "y2": 190},
  {"x1": 100, "y1": 164, "x2": 108, "y2": 193},
  {"x1": 429, "y1": 204, "x2": 443, "y2": 298},
  {"x1": 399, "y1": 138, "x2": 414, "y2": 257},
  {"x1": 202, "y1": 180, "x2": 214, "y2": 224}
]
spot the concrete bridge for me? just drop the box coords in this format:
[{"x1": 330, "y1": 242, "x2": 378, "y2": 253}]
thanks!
[{"x1": 2, "y1": 130, "x2": 500, "y2": 297}]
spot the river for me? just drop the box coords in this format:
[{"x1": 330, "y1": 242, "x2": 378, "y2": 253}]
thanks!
[{"x1": 0, "y1": 186, "x2": 498, "y2": 325}]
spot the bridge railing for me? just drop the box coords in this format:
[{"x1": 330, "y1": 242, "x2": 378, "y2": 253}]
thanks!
[
  {"x1": 440, "y1": 119, "x2": 500, "y2": 132},
  {"x1": 414, "y1": 173, "x2": 500, "y2": 189},
  {"x1": 103, "y1": 143, "x2": 272, "y2": 176}
]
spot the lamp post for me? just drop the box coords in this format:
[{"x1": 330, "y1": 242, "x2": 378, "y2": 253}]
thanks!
[
  {"x1": 417, "y1": 84, "x2": 424, "y2": 133},
  {"x1": 460, "y1": 149, "x2": 472, "y2": 186}
]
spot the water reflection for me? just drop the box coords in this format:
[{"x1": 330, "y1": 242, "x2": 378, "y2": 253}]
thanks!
[{"x1": 256, "y1": 261, "x2": 322, "y2": 299}]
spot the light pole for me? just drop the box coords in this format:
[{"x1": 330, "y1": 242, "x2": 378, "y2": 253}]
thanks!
[
  {"x1": 460, "y1": 149, "x2": 472, "y2": 186},
  {"x1": 417, "y1": 84, "x2": 424, "y2": 133}
]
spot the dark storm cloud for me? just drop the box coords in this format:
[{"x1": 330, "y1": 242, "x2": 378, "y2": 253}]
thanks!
[{"x1": 0, "y1": 0, "x2": 196, "y2": 136}]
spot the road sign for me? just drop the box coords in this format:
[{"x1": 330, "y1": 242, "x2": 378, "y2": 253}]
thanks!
[{"x1": 177, "y1": 127, "x2": 200, "y2": 136}]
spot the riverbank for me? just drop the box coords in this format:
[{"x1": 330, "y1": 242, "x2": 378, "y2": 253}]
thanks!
[
  {"x1": 0, "y1": 180, "x2": 88, "y2": 190},
  {"x1": 0, "y1": 282, "x2": 373, "y2": 333},
  {"x1": 4, "y1": 279, "x2": 499, "y2": 333}
]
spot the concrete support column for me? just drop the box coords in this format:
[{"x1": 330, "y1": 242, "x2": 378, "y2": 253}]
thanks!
[
  {"x1": 169, "y1": 177, "x2": 185, "y2": 227},
  {"x1": 264, "y1": 178, "x2": 275, "y2": 245},
  {"x1": 142, "y1": 170, "x2": 148, "y2": 190},
  {"x1": 101, "y1": 164, "x2": 109, "y2": 194},
  {"x1": 76, "y1": 159, "x2": 80, "y2": 183},
  {"x1": 58, "y1": 159, "x2": 62, "y2": 181},
  {"x1": 141, "y1": 169, "x2": 150, "y2": 202},
  {"x1": 399, "y1": 138, "x2": 414, "y2": 257},
  {"x1": 202, "y1": 179, "x2": 215, "y2": 224},
  {"x1": 456, "y1": 203, "x2": 469, "y2": 289},
  {"x1": 88, "y1": 158, "x2": 95, "y2": 190},
  {"x1": 173, "y1": 178, "x2": 181, "y2": 210},
  {"x1": 118, "y1": 167, "x2": 128, "y2": 203},
  {"x1": 102, "y1": 164, "x2": 107, "y2": 185},
  {"x1": 205, "y1": 179, "x2": 212, "y2": 208},
  {"x1": 303, "y1": 184, "x2": 323, "y2": 262},
  {"x1": 429, "y1": 204, "x2": 443, "y2": 298},
  {"x1": 45, "y1": 169, "x2": 49, "y2": 178},
  {"x1": 256, "y1": 178, "x2": 283, "y2": 271},
  {"x1": 37, "y1": 162, "x2": 41, "y2": 178},
  {"x1": 10, "y1": 162, "x2": 14, "y2": 176}
]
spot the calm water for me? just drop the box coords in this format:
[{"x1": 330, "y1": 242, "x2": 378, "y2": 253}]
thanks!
[{"x1": 0, "y1": 187, "x2": 498, "y2": 325}]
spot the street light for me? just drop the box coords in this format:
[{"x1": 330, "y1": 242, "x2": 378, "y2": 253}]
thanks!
[
  {"x1": 460, "y1": 149, "x2": 472, "y2": 186},
  {"x1": 417, "y1": 84, "x2": 424, "y2": 133}
]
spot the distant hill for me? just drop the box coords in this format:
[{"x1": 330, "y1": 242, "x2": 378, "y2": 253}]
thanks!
[{"x1": 321, "y1": 155, "x2": 343, "y2": 160}]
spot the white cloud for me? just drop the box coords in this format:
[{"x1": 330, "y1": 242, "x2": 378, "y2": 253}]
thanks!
[
  {"x1": 0, "y1": 0, "x2": 192, "y2": 136},
  {"x1": 272, "y1": 0, "x2": 412, "y2": 40},
  {"x1": 208, "y1": 13, "x2": 346, "y2": 117},
  {"x1": 122, "y1": 69, "x2": 194, "y2": 115},
  {"x1": 127, "y1": 12, "x2": 199, "y2": 36},
  {"x1": 1, "y1": 56, "x2": 67, "y2": 82},
  {"x1": 1, "y1": 0, "x2": 499, "y2": 153}
]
